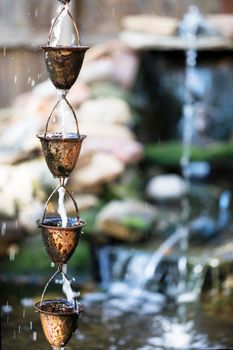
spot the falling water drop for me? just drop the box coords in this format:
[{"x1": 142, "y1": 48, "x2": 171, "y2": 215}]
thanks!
[
  {"x1": 22, "y1": 309, "x2": 26, "y2": 318},
  {"x1": 1, "y1": 222, "x2": 6, "y2": 236},
  {"x1": 13, "y1": 329, "x2": 16, "y2": 340},
  {"x1": 1, "y1": 301, "x2": 13, "y2": 314},
  {"x1": 29, "y1": 321, "x2": 33, "y2": 331},
  {"x1": 8, "y1": 244, "x2": 18, "y2": 261},
  {"x1": 51, "y1": 262, "x2": 55, "y2": 268},
  {"x1": 18, "y1": 325, "x2": 21, "y2": 334},
  {"x1": 33, "y1": 331, "x2": 38, "y2": 342}
]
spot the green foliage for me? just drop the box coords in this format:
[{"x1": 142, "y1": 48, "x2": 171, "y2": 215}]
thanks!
[
  {"x1": 145, "y1": 141, "x2": 233, "y2": 168},
  {"x1": 0, "y1": 236, "x2": 92, "y2": 277}
]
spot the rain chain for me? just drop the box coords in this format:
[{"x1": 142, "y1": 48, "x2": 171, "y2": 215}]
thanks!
[{"x1": 35, "y1": 0, "x2": 89, "y2": 349}]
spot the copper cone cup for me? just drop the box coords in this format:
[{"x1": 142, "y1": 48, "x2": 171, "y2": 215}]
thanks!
[
  {"x1": 37, "y1": 133, "x2": 86, "y2": 178},
  {"x1": 42, "y1": 46, "x2": 89, "y2": 90},
  {"x1": 35, "y1": 299, "x2": 84, "y2": 348},
  {"x1": 38, "y1": 217, "x2": 86, "y2": 264}
]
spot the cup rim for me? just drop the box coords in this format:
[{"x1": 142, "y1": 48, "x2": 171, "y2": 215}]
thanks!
[{"x1": 35, "y1": 299, "x2": 85, "y2": 316}]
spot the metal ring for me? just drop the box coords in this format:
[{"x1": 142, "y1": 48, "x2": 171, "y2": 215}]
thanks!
[
  {"x1": 48, "y1": 6, "x2": 80, "y2": 46},
  {"x1": 41, "y1": 185, "x2": 79, "y2": 224},
  {"x1": 44, "y1": 97, "x2": 80, "y2": 137}
]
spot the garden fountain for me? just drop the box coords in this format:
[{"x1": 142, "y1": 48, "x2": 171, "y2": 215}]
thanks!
[{"x1": 35, "y1": 0, "x2": 89, "y2": 348}]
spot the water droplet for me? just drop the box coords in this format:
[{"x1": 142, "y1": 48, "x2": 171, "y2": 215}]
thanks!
[
  {"x1": 21, "y1": 298, "x2": 34, "y2": 307},
  {"x1": 1, "y1": 222, "x2": 6, "y2": 236},
  {"x1": 22, "y1": 309, "x2": 26, "y2": 318},
  {"x1": 8, "y1": 245, "x2": 18, "y2": 261},
  {"x1": 13, "y1": 330, "x2": 16, "y2": 340},
  {"x1": 51, "y1": 262, "x2": 55, "y2": 268},
  {"x1": 18, "y1": 325, "x2": 21, "y2": 334},
  {"x1": 2, "y1": 302, "x2": 13, "y2": 314},
  {"x1": 32, "y1": 331, "x2": 37, "y2": 342},
  {"x1": 29, "y1": 321, "x2": 33, "y2": 330}
]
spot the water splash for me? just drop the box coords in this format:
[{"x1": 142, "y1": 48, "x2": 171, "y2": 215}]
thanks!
[
  {"x1": 61, "y1": 265, "x2": 80, "y2": 309},
  {"x1": 138, "y1": 227, "x2": 187, "y2": 290}
]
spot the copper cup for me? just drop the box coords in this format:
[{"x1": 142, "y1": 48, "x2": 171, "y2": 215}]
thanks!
[
  {"x1": 35, "y1": 299, "x2": 84, "y2": 349},
  {"x1": 42, "y1": 46, "x2": 89, "y2": 90},
  {"x1": 38, "y1": 217, "x2": 86, "y2": 265},
  {"x1": 37, "y1": 133, "x2": 86, "y2": 178}
]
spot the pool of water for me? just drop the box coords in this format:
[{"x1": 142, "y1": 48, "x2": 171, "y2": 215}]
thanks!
[{"x1": 1, "y1": 281, "x2": 233, "y2": 350}]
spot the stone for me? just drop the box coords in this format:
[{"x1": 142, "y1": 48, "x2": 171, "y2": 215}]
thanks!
[
  {"x1": 146, "y1": 174, "x2": 186, "y2": 201},
  {"x1": 83, "y1": 138, "x2": 143, "y2": 165},
  {"x1": 0, "y1": 160, "x2": 56, "y2": 218},
  {"x1": 207, "y1": 15, "x2": 233, "y2": 39},
  {"x1": 79, "y1": 40, "x2": 139, "y2": 89},
  {"x1": 18, "y1": 200, "x2": 44, "y2": 234},
  {"x1": 72, "y1": 153, "x2": 124, "y2": 190},
  {"x1": 78, "y1": 97, "x2": 132, "y2": 125},
  {"x1": 122, "y1": 15, "x2": 178, "y2": 36},
  {"x1": 79, "y1": 120, "x2": 134, "y2": 141},
  {"x1": 64, "y1": 194, "x2": 99, "y2": 213},
  {"x1": 95, "y1": 199, "x2": 156, "y2": 241}
]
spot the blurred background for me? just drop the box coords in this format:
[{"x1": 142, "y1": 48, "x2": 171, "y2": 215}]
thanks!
[{"x1": 1, "y1": 0, "x2": 233, "y2": 349}]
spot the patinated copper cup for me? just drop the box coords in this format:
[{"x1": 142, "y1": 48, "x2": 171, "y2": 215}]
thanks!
[
  {"x1": 42, "y1": 46, "x2": 89, "y2": 90},
  {"x1": 57, "y1": 0, "x2": 71, "y2": 3},
  {"x1": 37, "y1": 132, "x2": 86, "y2": 178},
  {"x1": 38, "y1": 185, "x2": 86, "y2": 265},
  {"x1": 35, "y1": 299, "x2": 84, "y2": 349},
  {"x1": 38, "y1": 217, "x2": 86, "y2": 265}
]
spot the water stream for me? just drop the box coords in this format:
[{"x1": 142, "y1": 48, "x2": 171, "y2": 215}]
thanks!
[
  {"x1": 58, "y1": 185, "x2": 68, "y2": 228},
  {"x1": 50, "y1": 3, "x2": 69, "y2": 47},
  {"x1": 138, "y1": 227, "x2": 187, "y2": 291}
]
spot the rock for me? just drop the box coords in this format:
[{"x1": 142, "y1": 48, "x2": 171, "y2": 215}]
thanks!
[
  {"x1": 0, "y1": 220, "x2": 24, "y2": 257},
  {"x1": 79, "y1": 120, "x2": 134, "y2": 140},
  {"x1": 146, "y1": 174, "x2": 186, "y2": 201},
  {"x1": 78, "y1": 97, "x2": 132, "y2": 125},
  {"x1": 95, "y1": 199, "x2": 156, "y2": 241},
  {"x1": 72, "y1": 153, "x2": 124, "y2": 191},
  {"x1": 207, "y1": 15, "x2": 233, "y2": 39},
  {"x1": 66, "y1": 80, "x2": 91, "y2": 108},
  {"x1": 122, "y1": 15, "x2": 178, "y2": 36},
  {"x1": 64, "y1": 194, "x2": 99, "y2": 214},
  {"x1": 0, "y1": 160, "x2": 56, "y2": 217},
  {"x1": 80, "y1": 40, "x2": 139, "y2": 89},
  {"x1": 18, "y1": 200, "x2": 44, "y2": 234},
  {"x1": 83, "y1": 138, "x2": 143, "y2": 165}
]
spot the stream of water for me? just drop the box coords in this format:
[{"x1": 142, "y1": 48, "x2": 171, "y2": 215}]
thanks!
[{"x1": 50, "y1": 3, "x2": 69, "y2": 47}]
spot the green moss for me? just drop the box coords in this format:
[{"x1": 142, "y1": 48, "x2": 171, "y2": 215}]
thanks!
[
  {"x1": 145, "y1": 141, "x2": 233, "y2": 168},
  {"x1": 121, "y1": 216, "x2": 151, "y2": 232},
  {"x1": 0, "y1": 236, "x2": 92, "y2": 277}
]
